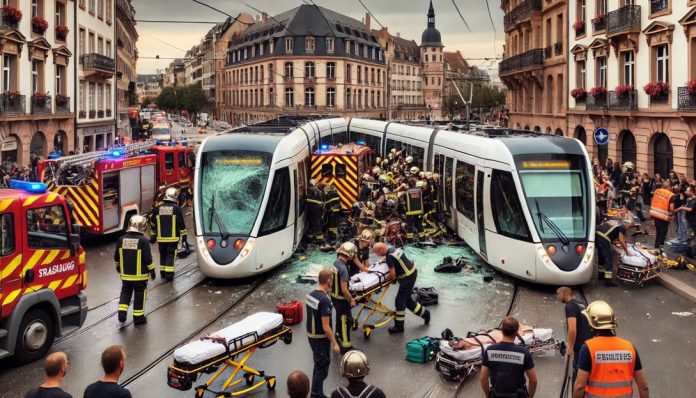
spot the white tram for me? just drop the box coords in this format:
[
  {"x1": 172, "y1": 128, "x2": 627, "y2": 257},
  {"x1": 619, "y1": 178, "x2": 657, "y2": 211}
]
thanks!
[{"x1": 194, "y1": 117, "x2": 594, "y2": 285}]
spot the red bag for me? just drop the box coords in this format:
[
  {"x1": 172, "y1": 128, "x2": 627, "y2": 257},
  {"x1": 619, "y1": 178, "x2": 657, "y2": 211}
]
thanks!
[{"x1": 276, "y1": 300, "x2": 303, "y2": 325}]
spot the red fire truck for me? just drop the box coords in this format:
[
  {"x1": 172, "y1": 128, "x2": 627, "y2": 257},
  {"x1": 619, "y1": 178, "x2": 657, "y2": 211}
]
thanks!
[
  {"x1": 0, "y1": 180, "x2": 87, "y2": 363},
  {"x1": 38, "y1": 141, "x2": 193, "y2": 235}
]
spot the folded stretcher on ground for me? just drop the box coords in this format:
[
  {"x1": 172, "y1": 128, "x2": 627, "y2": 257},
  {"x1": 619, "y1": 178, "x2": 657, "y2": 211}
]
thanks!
[
  {"x1": 616, "y1": 244, "x2": 661, "y2": 286},
  {"x1": 167, "y1": 312, "x2": 292, "y2": 396},
  {"x1": 435, "y1": 328, "x2": 564, "y2": 382}
]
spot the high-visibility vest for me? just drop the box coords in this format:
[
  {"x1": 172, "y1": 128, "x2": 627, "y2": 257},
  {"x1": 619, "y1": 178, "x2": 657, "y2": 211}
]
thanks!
[
  {"x1": 405, "y1": 189, "x2": 424, "y2": 216},
  {"x1": 649, "y1": 188, "x2": 674, "y2": 221},
  {"x1": 585, "y1": 336, "x2": 636, "y2": 398}
]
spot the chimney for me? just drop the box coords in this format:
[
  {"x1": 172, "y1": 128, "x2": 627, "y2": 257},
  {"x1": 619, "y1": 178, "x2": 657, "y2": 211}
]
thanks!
[
  {"x1": 262, "y1": 12, "x2": 267, "y2": 23},
  {"x1": 255, "y1": 14, "x2": 260, "y2": 22},
  {"x1": 397, "y1": 32, "x2": 400, "y2": 37},
  {"x1": 365, "y1": 13, "x2": 371, "y2": 31}
]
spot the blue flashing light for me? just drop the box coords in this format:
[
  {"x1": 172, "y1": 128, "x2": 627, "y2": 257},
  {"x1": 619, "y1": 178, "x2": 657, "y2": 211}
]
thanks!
[
  {"x1": 48, "y1": 152, "x2": 61, "y2": 159},
  {"x1": 321, "y1": 144, "x2": 329, "y2": 151},
  {"x1": 155, "y1": 140, "x2": 163, "y2": 146},
  {"x1": 9, "y1": 180, "x2": 47, "y2": 194},
  {"x1": 109, "y1": 150, "x2": 123, "y2": 158},
  {"x1": 356, "y1": 140, "x2": 366, "y2": 146}
]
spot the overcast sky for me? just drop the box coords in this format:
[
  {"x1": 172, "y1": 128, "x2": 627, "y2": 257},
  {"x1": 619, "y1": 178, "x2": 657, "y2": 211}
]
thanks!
[{"x1": 133, "y1": 0, "x2": 504, "y2": 78}]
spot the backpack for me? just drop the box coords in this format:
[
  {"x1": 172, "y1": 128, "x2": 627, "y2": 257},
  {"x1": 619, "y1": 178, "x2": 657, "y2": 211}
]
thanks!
[
  {"x1": 434, "y1": 256, "x2": 466, "y2": 273},
  {"x1": 336, "y1": 385, "x2": 377, "y2": 398},
  {"x1": 412, "y1": 286, "x2": 438, "y2": 306},
  {"x1": 405, "y1": 336, "x2": 440, "y2": 363}
]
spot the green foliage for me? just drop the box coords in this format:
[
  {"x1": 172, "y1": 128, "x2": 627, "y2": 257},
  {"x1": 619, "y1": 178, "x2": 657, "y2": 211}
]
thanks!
[
  {"x1": 155, "y1": 84, "x2": 209, "y2": 114},
  {"x1": 445, "y1": 84, "x2": 506, "y2": 115}
]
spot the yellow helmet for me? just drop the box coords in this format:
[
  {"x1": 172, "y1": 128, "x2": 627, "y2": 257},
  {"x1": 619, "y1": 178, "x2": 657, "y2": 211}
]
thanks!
[
  {"x1": 340, "y1": 350, "x2": 370, "y2": 379},
  {"x1": 359, "y1": 229, "x2": 375, "y2": 242},
  {"x1": 582, "y1": 300, "x2": 617, "y2": 330},
  {"x1": 336, "y1": 241, "x2": 358, "y2": 258}
]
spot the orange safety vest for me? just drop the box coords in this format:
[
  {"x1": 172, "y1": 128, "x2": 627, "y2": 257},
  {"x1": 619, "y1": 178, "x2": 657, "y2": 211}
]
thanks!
[
  {"x1": 585, "y1": 336, "x2": 636, "y2": 398},
  {"x1": 649, "y1": 188, "x2": 674, "y2": 221}
]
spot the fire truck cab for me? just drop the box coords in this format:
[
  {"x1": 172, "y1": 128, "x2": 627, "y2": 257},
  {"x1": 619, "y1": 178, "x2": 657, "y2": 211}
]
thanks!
[
  {"x1": 311, "y1": 143, "x2": 372, "y2": 209},
  {"x1": 0, "y1": 180, "x2": 87, "y2": 363}
]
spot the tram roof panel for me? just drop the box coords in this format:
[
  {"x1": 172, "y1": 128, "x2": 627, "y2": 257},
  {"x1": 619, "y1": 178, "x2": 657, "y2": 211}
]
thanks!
[{"x1": 202, "y1": 133, "x2": 284, "y2": 154}]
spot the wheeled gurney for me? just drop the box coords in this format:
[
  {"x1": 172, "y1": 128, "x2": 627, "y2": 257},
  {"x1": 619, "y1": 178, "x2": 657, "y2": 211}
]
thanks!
[
  {"x1": 435, "y1": 327, "x2": 565, "y2": 382},
  {"x1": 348, "y1": 262, "x2": 395, "y2": 338},
  {"x1": 167, "y1": 312, "x2": 292, "y2": 397},
  {"x1": 615, "y1": 244, "x2": 661, "y2": 286}
]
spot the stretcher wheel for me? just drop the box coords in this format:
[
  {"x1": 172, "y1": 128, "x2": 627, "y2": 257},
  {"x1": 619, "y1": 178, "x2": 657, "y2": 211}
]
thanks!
[
  {"x1": 194, "y1": 387, "x2": 205, "y2": 398},
  {"x1": 244, "y1": 372, "x2": 254, "y2": 386},
  {"x1": 352, "y1": 319, "x2": 358, "y2": 331},
  {"x1": 559, "y1": 341, "x2": 567, "y2": 356},
  {"x1": 267, "y1": 376, "x2": 276, "y2": 391},
  {"x1": 363, "y1": 327, "x2": 372, "y2": 338}
]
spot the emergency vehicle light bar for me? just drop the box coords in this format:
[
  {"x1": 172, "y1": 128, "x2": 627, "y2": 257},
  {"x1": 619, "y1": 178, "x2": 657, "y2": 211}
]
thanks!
[{"x1": 9, "y1": 179, "x2": 47, "y2": 194}]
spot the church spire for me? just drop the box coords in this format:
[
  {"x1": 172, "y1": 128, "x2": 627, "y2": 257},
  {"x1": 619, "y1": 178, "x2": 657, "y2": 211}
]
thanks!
[{"x1": 427, "y1": 0, "x2": 435, "y2": 28}]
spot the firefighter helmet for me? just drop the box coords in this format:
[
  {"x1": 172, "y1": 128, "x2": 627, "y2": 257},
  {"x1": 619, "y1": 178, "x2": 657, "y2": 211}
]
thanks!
[
  {"x1": 375, "y1": 157, "x2": 382, "y2": 165},
  {"x1": 309, "y1": 179, "x2": 317, "y2": 187},
  {"x1": 372, "y1": 167, "x2": 381, "y2": 175},
  {"x1": 340, "y1": 350, "x2": 370, "y2": 379},
  {"x1": 582, "y1": 300, "x2": 617, "y2": 330},
  {"x1": 410, "y1": 166, "x2": 420, "y2": 174},
  {"x1": 622, "y1": 161, "x2": 635, "y2": 172},
  {"x1": 164, "y1": 187, "x2": 179, "y2": 202},
  {"x1": 127, "y1": 215, "x2": 147, "y2": 234},
  {"x1": 378, "y1": 174, "x2": 389, "y2": 184},
  {"x1": 425, "y1": 171, "x2": 433, "y2": 179},
  {"x1": 359, "y1": 229, "x2": 375, "y2": 243},
  {"x1": 416, "y1": 181, "x2": 426, "y2": 189},
  {"x1": 390, "y1": 148, "x2": 397, "y2": 154},
  {"x1": 419, "y1": 172, "x2": 426, "y2": 179},
  {"x1": 336, "y1": 241, "x2": 358, "y2": 258},
  {"x1": 405, "y1": 156, "x2": 413, "y2": 164}
]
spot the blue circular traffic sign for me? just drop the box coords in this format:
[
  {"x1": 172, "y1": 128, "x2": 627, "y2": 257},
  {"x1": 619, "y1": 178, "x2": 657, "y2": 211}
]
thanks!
[{"x1": 594, "y1": 128, "x2": 609, "y2": 145}]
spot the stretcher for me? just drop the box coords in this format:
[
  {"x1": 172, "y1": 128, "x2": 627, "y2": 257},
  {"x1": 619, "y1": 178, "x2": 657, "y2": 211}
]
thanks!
[
  {"x1": 167, "y1": 312, "x2": 292, "y2": 397},
  {"x1": 616, "y1": 243, "x2": 661, "y2": 286},
  {"x1": 348, "y1": 262, "x2": 395, "y2": 338},
  {"x1": 435, "y1": 327, "x2": 565, "y2": 382}
]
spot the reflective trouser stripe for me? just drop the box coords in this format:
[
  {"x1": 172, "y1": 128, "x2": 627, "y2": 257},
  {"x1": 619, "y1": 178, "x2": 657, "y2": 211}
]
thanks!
[
  {"x1": 413, "y1": 302, "x2": 423, "y2": 315},
  {"x1": 585, "y1": 392, "x2": 632, "y2": 398},
  {"x1": 395, "y1": 311, "x2": 405, "y2": 321},
  {"x1": 587, "y1": 380, "x2": 633, "y2": 388},
  {"x1": 306, "y1": 199, "x2": 323, "y2": 205},
  {"x1": 118, "y1": 304, "x2": 129, "y2": 311},
  {"x1": 339, "y1": 314, "x2": 351, "y2": 348},
  {"x1": 146, "y1": 263, "x2": 154, "y2": 271},
  {"x1": 160, "y1": 265, "x2": 175, "y2": 272},
  {"x1": 307, "y1": 333, "x2": 327, "y2": 339},
  {"x1": 121, "y1": 275, "x2": 149, "y2": 281}
]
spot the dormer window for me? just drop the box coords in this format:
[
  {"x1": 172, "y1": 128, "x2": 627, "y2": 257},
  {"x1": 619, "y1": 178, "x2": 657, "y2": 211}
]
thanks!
[
  {"x1": 285, "y1": 37, "x2": 294, "y2": 53},
  {"x1": 305, "y1": 36, "x2": 315, "y2": 53},
  {"x1": 326, "y1": 37, "x2": 335, "y2": 54}
]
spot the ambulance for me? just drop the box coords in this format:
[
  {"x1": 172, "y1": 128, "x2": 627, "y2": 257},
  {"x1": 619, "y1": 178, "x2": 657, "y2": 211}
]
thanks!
[
  {"x1": 311, "y1": 143, "x2": 372, "y2": 209},
  {"x1": 0, "y1": 180, "x2": 87, "y2": 363}
]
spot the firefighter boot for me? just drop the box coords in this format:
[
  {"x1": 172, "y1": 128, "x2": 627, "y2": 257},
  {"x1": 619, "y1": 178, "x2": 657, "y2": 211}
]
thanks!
[
  {"x1": 388, "y1": 323, "x2": 405, "y2": 334},
  {"x1": 423, "y1": 309, "x2": 431, "y2": 325}
]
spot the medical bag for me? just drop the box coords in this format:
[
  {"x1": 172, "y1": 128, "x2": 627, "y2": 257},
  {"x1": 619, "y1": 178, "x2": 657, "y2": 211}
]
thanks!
[
  {"x1": 276, "y1": 300, "x2": 303, "y2": 325},
  {"x1": 412, "y1": 287, "x2": 438, "y2": 306},
  {"x1": 405, "y1": 336, "x2": 440, "y2": 363}
]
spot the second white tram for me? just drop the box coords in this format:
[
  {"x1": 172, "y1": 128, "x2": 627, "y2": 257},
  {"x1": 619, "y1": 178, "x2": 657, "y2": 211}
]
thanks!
[{"x1": 194, "y1": 117, "x2": 594, "y2": 284}]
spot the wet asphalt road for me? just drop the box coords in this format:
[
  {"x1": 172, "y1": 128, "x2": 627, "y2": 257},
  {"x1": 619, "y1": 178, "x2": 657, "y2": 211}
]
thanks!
[{"x1": 1, "y1": 219, "x2": 695, "y2": 396}]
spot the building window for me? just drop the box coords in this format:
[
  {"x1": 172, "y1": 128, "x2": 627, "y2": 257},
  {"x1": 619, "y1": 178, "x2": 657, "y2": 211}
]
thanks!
[
  {"x1": 354, "y1": 42, "x2": 359, "y2": 56},
  {"x1": 305, "y1": 36, "x2": 315, "y2": 53},
  {"x1": 89, "y1": 31, "x2": 95, "y2": 53},
  {"x1": 578, "y1": 0, "x2": 586, "y2": 22},
  {"x1": 97, "y1": 0, "x2": 103, "y2": 18},
  {"x1": 89, "y1": 0, "x2": 95, "y2": 14},
  {"x1": 656, "y1": 44, "x2": 669, "y2": 82},
  {"x1": 2, "y1": 55, "x2": 14, "y2": 91},
  {"x1": 596, "y1": 56, "x2": 606, "y2": 87},
  {"x1": 97, "y1": 84, "x2": 103, "y2": 110},
  {"x1": 326, "y1": 37, "x2": 334, "y2": 53},
  {"x1": 285, "y1": 37, "x2": 293, "y2": 53},
  {"x1": 79, "y1": 28, "x2": 86, "y2": 56},
  {"x1": 55, "y1": 65, "x2": 64, "y2": 94},
  {"x1": 89, "y1": 82, "x2": 95, "y2": 112},
  {"x1": 285, "y1": 88, "x2": 294, "y2": 106},
  {"x1": 622, "y1": 51, "x2": 635, "y2": 86},
  {"x1": 357, "y1": 66, "x2": 362, "y2": 83},
  {"x1": 31, "y1": 60, "x2": 41, "y2": 93},
  {"x1": 106, "y1": 0, "x2": 112, "y2": 21},
  {"x1": 305, "y1": 62, "x2": 315, "y2": 78},
  {"x1": 326, "y1": 62, "x2": 335, "y2": 79},
  {"x1": 105, "y1": 84, "x2": 111, "y2": 110},
  {"x1": 79, "y1": 80, "x2": 85, "y2": 112},
  {"x1": 106, "y1": 40, "x2": 111, "y2": 58},
  {"x1": 576, "y1": 60, "x2": 586, "y2": 88},
  {"x1": 285, "y1": 62, "x2": 293, "y2": 78},
  {"x1": 363, "y1": 46, "x2": 368, "y2": 58},
  {"x1": 305, "y1": 88, "x2": 315, "y2": 106},
  {"x1": 327, "y1": 88, "x2": 335, "y2": 107}
]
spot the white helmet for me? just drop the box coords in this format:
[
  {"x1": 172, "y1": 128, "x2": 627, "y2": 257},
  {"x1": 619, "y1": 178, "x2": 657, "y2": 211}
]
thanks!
[
  {"x1": 416, "y1": 181, "x2": 426, "y2": 189},
  {"x1": 309, "y1": 179, "x2": 317, "y2": 187},
  {"x1": 340, "y1": 350, "x2": 370, "y2": 379},
  {"x1": 405, "y1": 156, "x2": 413, "y2": 164},
  {"x1": 372, "y1": 167, "x2": 381, "y2": 175},
  {"x1": 164, "y1": 187, "x2": 179, "y2": 202},
  {"x1": 336, "y1": 241, "x2": 358, "y2": 258},
  {"x1": 410, "y1": 166, "x2": 420, "y2": 174},
  {"x1": 127, "y1": 215, "x2": 147, "y2": 234}
]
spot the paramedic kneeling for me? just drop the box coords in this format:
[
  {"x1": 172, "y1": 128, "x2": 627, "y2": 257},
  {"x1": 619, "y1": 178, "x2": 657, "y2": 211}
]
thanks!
[
  {"x1": 595, "y1": 220, "x2": 631, "y2": 287},
  {"x1": 372, "y1": 242, "x2": 430, "y2": 333},
  {"x1": 573, "y1": 301, "x2": 649, "y2": 398},
  {"x1": 480, "y1": 316, "x2": 536, "y2": 398},
  {"x1": 331, "y1": 351, "x2": 386, "y2": 398},
  {"x1": 306, "y1": 269, "x2": 341, "y2": 398}
]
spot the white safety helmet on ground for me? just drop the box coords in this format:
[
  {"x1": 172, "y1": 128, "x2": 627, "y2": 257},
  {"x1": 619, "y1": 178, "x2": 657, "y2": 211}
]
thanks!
[
  {"x1": 164, "y1": 187, "x2": 179, "y2": 202},
  {"x1": 127, "y1": 215, "x2": 148, "y2": 234},
  {"x1": 336, "y1": 241, "x2": 358, "y2": 258},
  {"x1": 340, "y1": 350, "x2": 370, "y2": 379}
]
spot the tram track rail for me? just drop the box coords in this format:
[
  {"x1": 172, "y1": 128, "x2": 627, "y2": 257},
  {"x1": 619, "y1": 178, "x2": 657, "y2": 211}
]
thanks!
[{"x1": 120, "y1": 274, "x2": 268, "y2": 387}]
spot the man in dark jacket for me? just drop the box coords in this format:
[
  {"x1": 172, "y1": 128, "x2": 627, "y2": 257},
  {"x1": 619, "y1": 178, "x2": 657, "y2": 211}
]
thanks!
[{"x1": 115, "y1": 215, "x2": 154, "y2": 325}]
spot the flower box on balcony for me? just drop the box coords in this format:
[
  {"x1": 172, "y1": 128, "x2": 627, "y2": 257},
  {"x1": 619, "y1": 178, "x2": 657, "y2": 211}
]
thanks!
[
  {"x1": 55, "y1": 94, "x2": 69, "y2": 106},
  {"x1": 615, "y1": 85, "x2": 634, "y2": 98},
  {"x1": 643, "y1": 81, "x2": 670, "y2": 98},
  {"x1": 2, "y1": 5, "x2": 22, "y2": 26},
  {"x1": 573, "y1": 20, "x2": 585, "y2": 36},
  {"x1": 571, "y1": 88, "x2": 587, "y2": 101},
  {"x1": 33, "y1": 92, "x2": 48, "y2": 106},
  {"x1": 56, "y1": 25, "x2": 69, "y2": 41},
  {"x1": 89, "y1": 110, "x2": 96, "y2": 119},
  {"x1": 3, "y1": 90, "x2": 21, "y2": 103},
  {"x1": 590, "y1": 86, "x2": 607, "y2": 99},
  {"x1": 687, "y1": 80, "x2": 696, "y2": 95},
  {"x1": 32, "y1": 16, "x2": 48, "y2": 35},
  {"x1": 79, "y1": 110, "x2": 86, "y2": 118}
]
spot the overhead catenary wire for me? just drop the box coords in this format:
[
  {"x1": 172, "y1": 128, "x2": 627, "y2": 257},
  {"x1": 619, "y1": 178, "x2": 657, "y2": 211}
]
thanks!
[
  {"x1": 148, "y1": 37, "x2": 189, "y2": 53},
  {"x1": 242, "y1": 1, "x2": 298, "y2": 36},
  {"x1": 191, "y1": 0, "x2": 254, "y2": 25},
  {"x1": 356, "y1": 0, "x2": 384, "y2": 29},
  {"x1": 482, "y1": 0, "x2": 498, "y2": 56},
  {"x1": 304, "y1": 0, "x2": 336, "y2": 36},
  {"x1": 449, "y1": 0, "x2": 471, "y2": 32},
  {"x1": 119, "y1": 18, "x2": 222, "y2": 24}
]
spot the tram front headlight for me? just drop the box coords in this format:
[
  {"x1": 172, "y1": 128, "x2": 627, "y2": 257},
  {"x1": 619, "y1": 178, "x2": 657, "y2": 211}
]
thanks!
[
  {"x1": 536, "y1": 244, "x2": 553, "y2": 268},
  {"x1": 582, "y1": 243, "x2": 594, "y2": 264},
  {"x1": 238, "y1": 238, "x2": 256, "y2": 261}
]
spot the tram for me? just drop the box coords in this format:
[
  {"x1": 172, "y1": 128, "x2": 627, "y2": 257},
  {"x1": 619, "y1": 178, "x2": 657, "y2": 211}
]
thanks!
[{"x1": 194, "y1": 118, "x2": 594, "y2": 284}]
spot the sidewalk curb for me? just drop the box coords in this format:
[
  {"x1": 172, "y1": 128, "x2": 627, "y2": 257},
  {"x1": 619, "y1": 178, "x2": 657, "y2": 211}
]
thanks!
[{"x1": 657, "y1": 273, "x2": 696, "y2": 305}]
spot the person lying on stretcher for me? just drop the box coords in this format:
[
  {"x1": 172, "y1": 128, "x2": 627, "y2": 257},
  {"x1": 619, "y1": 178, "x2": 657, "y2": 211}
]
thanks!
[{"x1": 448, "y1": 325, "x2": 534, "y2": 350}]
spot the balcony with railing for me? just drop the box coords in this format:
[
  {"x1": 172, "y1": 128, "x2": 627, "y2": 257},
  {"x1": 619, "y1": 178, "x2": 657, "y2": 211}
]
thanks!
[
  {"x1": 678, "y1": 87, "x2": 696, "y2": 111},
  {"x1": 31, "y1": 94, "x2": 52, "y2": 115},
  {"x1": 89, "y1": 110, "x2": 96, "y2": 119},
  {"x1": 499, "y1": 48, "x2": 544, "y2": 76},
  {"x1": 55, "y1": 96, "x2": 70, "y2": 114},
  {"x1": 606, "y1": 5, "x2": 641, "y2": 38},
  {"x1": 106, "y1": 109, "x2": 112, "y2": 117},
  {"x1": 0, "y1": 93, "x2": 26, "y2": 115},
  {"x1": 97, "y1": 110, "x2": 104, "y2": 118},
  {"x1": 503, "y1": 0, "x2": 542, "y2": 31},
  {"x1": 81, "y1": 53, "x2": 116, "y2": 78},
  {"x1": 650, "y1": 0, "x2": 668, "y2": 15},
  {"x1": 586, "y1": 94, "x2": 607, "y2": 111},
  {"x1": 608, "y1": 90, "x2": 638, "y2": 111},
  {"x1": 79, "y1": 110, "x2": 86, "y2": 118}
]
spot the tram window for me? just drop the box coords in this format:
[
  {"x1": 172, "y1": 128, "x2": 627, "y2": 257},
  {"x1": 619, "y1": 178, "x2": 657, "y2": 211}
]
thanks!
[
  {"x1": 165, "y1": 153, "x2": 175, "y2": 171},
  {"x1": 297, "y1": 160, "x2": 307, "y2": 215},
  {"x1": 259, "y1": 167, "x2": 291, "y2": 236},
  {"x1": 445, "y1": 157, "x2": 453, "y2": 209},
  {"x1": 1, "y1": 213, "x2": 15, "y2": 256},
  {"x1": 386, "y1": 139, "x2": 425, "y2": 168},
  {"x1": 490, "y1": 170, "x2": 530, "y2": 241},
  {"x1": 434, "y1": 153, "x2": 442, "y2": 176},
  {"x1": 178, "y1": 152, "x2": 186, "y2": 168},
  {"x1": 332, "y1": 131, "x2": 348, "y2": 145},
  {"x1": 335, "y1": 163, "x2": 347, "y2": 178},
  {"x1": 455, "y1": 161, "x2": 475, "y2": 221},
  {"x1": 322, "y1": 164, "x2": 333, "y2": 178}
]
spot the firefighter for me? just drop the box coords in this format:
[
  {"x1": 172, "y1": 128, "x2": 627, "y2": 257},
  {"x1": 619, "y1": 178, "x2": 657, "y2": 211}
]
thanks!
[
  {"x1": 331, "y1": 350, "x2": 387, "y2": 398},
  {"x1": 332, "y1": 242, "x2": 358, "y2": 354},
  {"x1": 325, "y1": 184, "x2": 342, "y2": 243},
  {"x1": 150, "y1": 187, "x2": 186, "y2": 281},
  {"x1": 595, "y1": 220, "x2": 632, "y2": 286},
  {"x1": 372, "y1": 242, "x2": 430, "y2": 333},
  {"x1": 573, "y1": 301, "x2": 649, "y2": 398},
  {"x1": 405, "y1": 180, "x2": 425, "y2": 242},
  {"x1": 307, "y1": 179, "x2": 326, "y2": 243},
  {"x1": 115, "y1": 215, "x2": 154, "y2": 325},
  {"x1": 350, "y1": 229, "x2": 374, "y2": 276}
]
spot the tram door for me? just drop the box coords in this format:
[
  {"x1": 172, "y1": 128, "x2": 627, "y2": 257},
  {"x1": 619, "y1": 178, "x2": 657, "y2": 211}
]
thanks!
[
  {"x1": 476, "y1": 169, "x2": 487, "y2": 259},
  {"x1": 444, "y1": 156, "x2": 456, "y2": 230}
]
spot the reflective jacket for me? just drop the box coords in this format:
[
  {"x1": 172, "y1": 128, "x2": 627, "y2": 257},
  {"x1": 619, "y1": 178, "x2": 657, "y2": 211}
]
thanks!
[
  {"x1": 386, "y1": 246, "x2": 416, "y2": 279},
  {"x1": 151, "y1": 200, "x2": 186, "y2": 243},
  {"x1": 649, "y1": 188, "x2": 674, "y2": 221},
  {"x1": 405, "y1": 189, "x2": 424, "y2": 216},
  {"x1": 115, "y1": 232, "x2": 154, "y2": 282},
  {"x1": 585, "y1": 336, "x2": 637, "y2": 398},
  {"x1": 307, "y1": 187, "x2": 324, "y2": 210},
  {"x1": 326, "y1": 190, "x2": 341, "y2": 213}
]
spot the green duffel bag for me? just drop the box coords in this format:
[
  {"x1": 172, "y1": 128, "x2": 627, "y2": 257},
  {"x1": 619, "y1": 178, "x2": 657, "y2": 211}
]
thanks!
[{"x1": 406, "y1": 336, "x2": 440, "y2": 363}]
